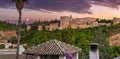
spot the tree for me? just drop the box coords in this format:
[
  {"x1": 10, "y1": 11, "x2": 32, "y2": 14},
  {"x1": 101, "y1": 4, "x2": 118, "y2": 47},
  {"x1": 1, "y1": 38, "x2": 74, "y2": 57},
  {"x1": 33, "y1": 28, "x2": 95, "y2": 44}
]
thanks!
[
  {"x1": 12, "y1": 0, "x2": 28, "y2": 59},
  {"x1": 92, "y1": 29, "x2": 112, "y2": 59},
  {"x1": 112, "y1": 46, "x2": 120, "y2": 58},
  {"x1": 0, "y1": 44, "x2": 5, "y2": 49},
  {"x1": 8, "y1": 37, "x2": 17, "y2": 44}
]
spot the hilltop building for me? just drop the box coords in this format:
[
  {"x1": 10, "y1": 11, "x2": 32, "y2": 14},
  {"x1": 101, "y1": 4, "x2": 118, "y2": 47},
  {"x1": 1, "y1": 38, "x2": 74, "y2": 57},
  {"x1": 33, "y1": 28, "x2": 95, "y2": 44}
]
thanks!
[
  {"x1": 26, "y1": 25, "x2": 31, "y2": 30},
  {"x1": 59, "y1": 16, "x2": 71, "y2": 29},
  {"x1": 113, "y1": 17, "x2": 120, "y2": 25},
  {"x1": 59, "y1": 16, "x2": 98, "y2": 29},
  {"x1": 37, "y1": 16, "x2": 114, "y2": 31},
  {"x1": 49, "y1": 23, "x2": 59, "y2": 31},
  {"x1": 38, "y1": 25, "x2": 43, "y2": 31},
  {"x1": 45, "y1": 25, "x2": 50, "y2": 30},
  {"x1": 71, "y1": 17, "x2": 98, "y2": 29}
]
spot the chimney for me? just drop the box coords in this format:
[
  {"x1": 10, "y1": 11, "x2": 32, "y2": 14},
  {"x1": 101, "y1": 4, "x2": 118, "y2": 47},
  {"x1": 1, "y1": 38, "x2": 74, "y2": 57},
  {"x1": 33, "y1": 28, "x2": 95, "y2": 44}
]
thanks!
[{"x1": 89, "y1": 43, "x2": 99, "y2": 59}]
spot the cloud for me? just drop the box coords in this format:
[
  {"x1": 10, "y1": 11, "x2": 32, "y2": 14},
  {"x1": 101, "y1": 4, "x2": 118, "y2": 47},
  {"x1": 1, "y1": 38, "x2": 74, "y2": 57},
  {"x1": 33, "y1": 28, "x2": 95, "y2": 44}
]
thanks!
[
  {"x1": 90, "y1": 0, "x2": 120, "y2": 9},
  {"x1": 24, "y1": 0, "x2": 92, "y2": 14},
  {"x1": 0, "y1": 0, "x2": 12, "y2": 8},
  {"x1": 0, "y1": 0, "x2": 120, "y2": 14}
]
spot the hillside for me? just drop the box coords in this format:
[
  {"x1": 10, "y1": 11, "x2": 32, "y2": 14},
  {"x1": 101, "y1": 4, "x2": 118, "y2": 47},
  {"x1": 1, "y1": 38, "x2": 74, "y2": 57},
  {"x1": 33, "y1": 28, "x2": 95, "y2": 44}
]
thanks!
[
  {"x1": 0, "y1": 21, "x2": 17, "y2": 43},
  {"x1": 0, "y1": 20, "x2": 120, "y2": 59},
  {"x1": 21, "y1": 23, "x2": 120, "y2": 59},
  {"x1": 0, "y1": 21, "x2": 17, "y2": 30},
  {"x1": 109, "y1": 33, "x2": 120, "y2": 46}
]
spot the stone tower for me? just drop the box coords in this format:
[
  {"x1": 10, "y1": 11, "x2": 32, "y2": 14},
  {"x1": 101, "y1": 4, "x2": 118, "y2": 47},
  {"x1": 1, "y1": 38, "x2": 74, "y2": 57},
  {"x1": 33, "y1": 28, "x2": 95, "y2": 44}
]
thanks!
[{"x1": 60, "y1": 16, "x2": 70, "y2": 29}]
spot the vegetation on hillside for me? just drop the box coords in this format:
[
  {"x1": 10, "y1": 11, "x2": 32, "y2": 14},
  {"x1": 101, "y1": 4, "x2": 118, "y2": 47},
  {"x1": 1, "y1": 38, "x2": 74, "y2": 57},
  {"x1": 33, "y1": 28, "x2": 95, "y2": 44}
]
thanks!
[
  {"x1": 0, "y1": 44, "x2": 5, "y2": 49},
  {"x1": 0, "y1": 21, "x2": 17, "y2": 30},
  {"x1": 96, "y1": 19, "x2": 113, "y2": 24},
  {"x1": 1, "y1": 20, "x2": 120, "y2": 59},
  {"x1": 112, "y1": 46, "x2": 120, "y2": 57},
  {"x1": 20, "y1": 20, "x2": 120, "y2": 59}
]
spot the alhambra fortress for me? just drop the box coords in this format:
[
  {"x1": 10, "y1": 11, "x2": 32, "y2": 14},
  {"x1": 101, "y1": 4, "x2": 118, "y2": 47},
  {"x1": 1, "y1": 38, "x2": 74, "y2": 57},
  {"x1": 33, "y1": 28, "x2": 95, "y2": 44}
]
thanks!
[
  {"x1": 36, "y1": 16, "x2": 120, "y2": 31},
  {"x1": 0, "y1": 16, "x2": 120, "y2": 45},
  {"x1": 0, "y1": 16, "x2": 120, "y2": 59}
]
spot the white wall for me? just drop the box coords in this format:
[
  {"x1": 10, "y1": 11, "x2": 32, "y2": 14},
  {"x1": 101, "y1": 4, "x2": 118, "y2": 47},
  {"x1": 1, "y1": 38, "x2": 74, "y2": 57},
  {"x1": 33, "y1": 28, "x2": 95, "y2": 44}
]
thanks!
[
  {"x1": 74, "y1": 53, "x2": 79, "y2": 59},
  {"x1": 19, "y1": 45, "x2": 25, "y2": 54},
  {"x1": 0, "y1": 45, "x2": 25, "y2": 55},
  {"x1": 59, "y1": 55, "x2": 66, "y2": 59},
  {"x1": 89, "y1": 49, "x2": 99, "y2": 59}
]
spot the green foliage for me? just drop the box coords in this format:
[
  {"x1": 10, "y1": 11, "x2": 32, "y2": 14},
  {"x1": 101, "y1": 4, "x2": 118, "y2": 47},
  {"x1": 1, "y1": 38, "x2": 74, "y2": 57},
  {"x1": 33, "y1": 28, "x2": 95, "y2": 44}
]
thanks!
[
  {"x1": 1, "y1": 20, "x2": 120, "y2": 59},
  {"x1": 92, "y1": 29, "x2": 112, "y2": 59},
  {"x1": 0, "y1": 44, "x2": 5, "y2": 49},
  {"x1": 22, "y1": 22, "x2": 27, "y2": 29},
  {"x1": 112, "y1": 46, "x2": 120, "y2": 57},
  {"x1": 9, "y1": 45, "x2": 13, "y2": 48},
  {"x1": 21, "y1": 22, "x2": 120, "y2": 59},
  {"x1": 98, "y1": 19, "x2": 113, "y2": 23},
  {"x1": 0, "y1": 21, "x2": 17, "y2": 30},
  {"x1": 107, "y1": 24, "x2": 120, "y2": 35},
  {"x1": 21, "y1": 24, "x2": 112, "y2": 59},
  {"x1": 8, "y1": 37, "x2": 17, "y2": 44},
  {"x1": 0, "y1": 19, "x2": 120, "y2": 59},
  {"x1": 0, "y1": 20, "x2": 119, "y2": 59}
]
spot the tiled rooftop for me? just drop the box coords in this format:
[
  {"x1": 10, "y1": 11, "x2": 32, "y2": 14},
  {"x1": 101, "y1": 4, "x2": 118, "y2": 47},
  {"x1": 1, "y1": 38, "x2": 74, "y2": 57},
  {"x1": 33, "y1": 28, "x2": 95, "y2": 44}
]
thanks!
[{"x1": 24, "y1": 40, "x2": 81, "y2": 55}]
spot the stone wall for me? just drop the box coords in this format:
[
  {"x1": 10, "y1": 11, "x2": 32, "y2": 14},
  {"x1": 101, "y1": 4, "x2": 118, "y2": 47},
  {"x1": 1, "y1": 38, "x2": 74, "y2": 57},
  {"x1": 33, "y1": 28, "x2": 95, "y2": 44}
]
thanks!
[
  {"x1": 109, "y1": 33, "x2": 120, "y2": 46},
  {"x1": 113, "y1": 17, "x2": 120, "y2": 25},
  {"x1": 0, "y1": 30, "x2": 17, "y2": 43}
]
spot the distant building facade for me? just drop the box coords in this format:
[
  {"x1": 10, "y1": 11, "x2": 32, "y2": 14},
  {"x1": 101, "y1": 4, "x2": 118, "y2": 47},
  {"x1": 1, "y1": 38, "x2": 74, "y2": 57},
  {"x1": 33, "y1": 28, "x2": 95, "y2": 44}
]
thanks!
[
  {"x1": 113, "y1": 17, "x2": 120, "y2": 25},
  {"x1": 37, "y1": 16, "x2": 114, "y2": 31},
  {"x1": 26, "y1": 25, "x2": 31, "y2": 30},
  {"x1": 45, "y1": 25, "x2": 50, "y2": 30},
  {"x1": 73, "y1": 17, "x2": 98, "y2": 28},
  {"x1": 38, "y1": 25, "x2": 43, "y2": 31},
  {"x1": 49, "y1": 23, "x2": 59, "y2": 31},
  {"x1": 60, "y1": 16, "x2": 71, "y2": 29},
  {"x1": 59, "y1": 16, "x2": 98, "y2": 29}
]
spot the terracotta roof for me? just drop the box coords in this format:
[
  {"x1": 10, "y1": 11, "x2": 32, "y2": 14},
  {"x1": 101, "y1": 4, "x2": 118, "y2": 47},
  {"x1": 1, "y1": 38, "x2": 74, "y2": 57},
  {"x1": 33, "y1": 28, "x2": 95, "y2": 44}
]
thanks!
[
  {"x1": 0, "y1": 54, "x2": 25, "y2": 59},
  {"x1": 24, "y1": 40, "x2": 81, "y2": 55}
]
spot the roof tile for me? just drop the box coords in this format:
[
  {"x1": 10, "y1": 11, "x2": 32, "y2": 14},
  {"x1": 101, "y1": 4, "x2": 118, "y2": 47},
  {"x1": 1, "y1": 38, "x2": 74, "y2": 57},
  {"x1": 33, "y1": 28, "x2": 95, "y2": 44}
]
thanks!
[{"x1": 24, "y1": 40, "x2": 81, "y2": 55}]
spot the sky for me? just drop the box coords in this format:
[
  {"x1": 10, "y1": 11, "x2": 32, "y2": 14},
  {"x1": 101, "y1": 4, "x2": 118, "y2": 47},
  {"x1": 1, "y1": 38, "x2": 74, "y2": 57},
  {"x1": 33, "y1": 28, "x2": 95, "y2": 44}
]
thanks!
[{"x1": 0, "y1": 0, "x2": 120, "y2": 22}]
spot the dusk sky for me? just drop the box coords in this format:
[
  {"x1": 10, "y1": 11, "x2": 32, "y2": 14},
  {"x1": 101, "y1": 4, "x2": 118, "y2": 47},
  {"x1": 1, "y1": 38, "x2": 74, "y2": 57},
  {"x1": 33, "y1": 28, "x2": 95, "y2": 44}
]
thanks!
[{"x1": 0, "y1": 0, "x2": 120, "y2": 22}]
